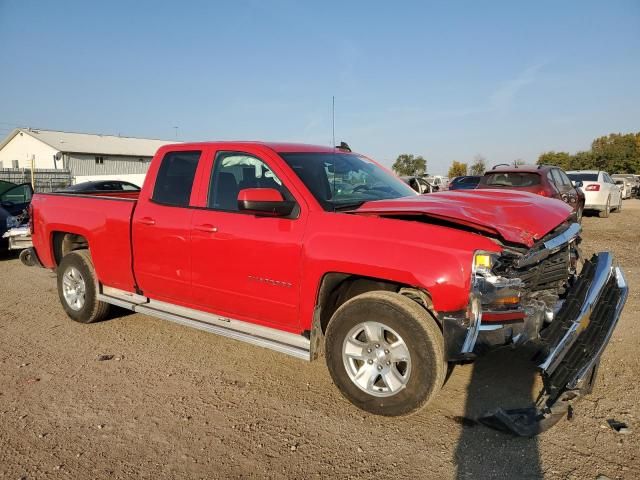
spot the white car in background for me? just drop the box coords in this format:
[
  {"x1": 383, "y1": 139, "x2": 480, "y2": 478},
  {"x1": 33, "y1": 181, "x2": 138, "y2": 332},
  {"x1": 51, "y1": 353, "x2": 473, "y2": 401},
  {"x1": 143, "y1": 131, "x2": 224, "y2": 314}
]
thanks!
[
  {"x1": 566, "y1": 170, "x2": 622, "y2": 218},
  {"x1": 612, "y1": 174, "x2": 634, "y2": 199}
]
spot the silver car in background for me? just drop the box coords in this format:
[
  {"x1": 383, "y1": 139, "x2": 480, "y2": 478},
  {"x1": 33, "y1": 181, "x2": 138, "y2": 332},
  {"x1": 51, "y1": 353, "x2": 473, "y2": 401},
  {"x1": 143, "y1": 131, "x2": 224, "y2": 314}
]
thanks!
[
  {"x1": 612, "y1": 174, "x2": 639, "y2": 198},
  {"x1": 567, "y1": 170, "x2": 623, "y2": 218}
]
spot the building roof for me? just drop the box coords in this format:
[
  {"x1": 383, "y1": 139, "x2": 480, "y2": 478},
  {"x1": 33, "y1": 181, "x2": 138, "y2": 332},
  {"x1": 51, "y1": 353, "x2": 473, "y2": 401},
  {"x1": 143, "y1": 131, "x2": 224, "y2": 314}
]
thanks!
[{"x1": 0, "y1": 128, "x2": 176, "y2": 157}]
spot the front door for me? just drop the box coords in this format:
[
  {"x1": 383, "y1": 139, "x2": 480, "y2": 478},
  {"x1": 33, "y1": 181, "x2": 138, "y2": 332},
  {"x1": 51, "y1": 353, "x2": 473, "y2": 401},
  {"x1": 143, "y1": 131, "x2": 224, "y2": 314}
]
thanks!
[{"x1": 190, "y1": 150, "x2": 306, "y2": 331}]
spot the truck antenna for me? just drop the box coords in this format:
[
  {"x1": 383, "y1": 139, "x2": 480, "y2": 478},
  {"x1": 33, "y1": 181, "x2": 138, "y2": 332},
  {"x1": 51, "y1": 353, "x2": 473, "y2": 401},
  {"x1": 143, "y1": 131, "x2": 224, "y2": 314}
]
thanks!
[{"x1": 332, "y1": 96, "x2": 335, "y2": 148}]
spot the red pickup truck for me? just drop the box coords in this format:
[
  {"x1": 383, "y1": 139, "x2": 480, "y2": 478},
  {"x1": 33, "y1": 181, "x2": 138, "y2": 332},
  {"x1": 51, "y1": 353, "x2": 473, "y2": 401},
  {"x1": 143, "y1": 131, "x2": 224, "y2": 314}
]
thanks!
[{"x1": 28, "y1": 142, "x2": 627, "y2": 435}]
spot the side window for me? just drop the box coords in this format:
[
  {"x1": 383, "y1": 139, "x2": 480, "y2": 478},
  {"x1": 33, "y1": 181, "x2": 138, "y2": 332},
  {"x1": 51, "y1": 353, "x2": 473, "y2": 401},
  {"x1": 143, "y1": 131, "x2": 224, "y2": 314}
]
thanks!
[
  {"x1": 152, "y1": 150, "x2": 201, "y2": 207},
  {"x1": 547, "y1": 171, "x2": 557, "y2": 186},
  {"x1": 122, "y1": 183, "x2": 139, "y2": 191},
  {"x1": 558, "y1": 170, "x2": 572, "y2": 186},
  {"x1": 602, "y1": 173, "x2": 611, "y2": 184},
  {"x1": 551, "y1": 169, "x2": 566, "y2": 186},
  {"x1": 208, "y1": 152, "x2": 290, "y2": 211},
  {"x1": 1, "y1": 184, "x2": 32, "y2": 204}
]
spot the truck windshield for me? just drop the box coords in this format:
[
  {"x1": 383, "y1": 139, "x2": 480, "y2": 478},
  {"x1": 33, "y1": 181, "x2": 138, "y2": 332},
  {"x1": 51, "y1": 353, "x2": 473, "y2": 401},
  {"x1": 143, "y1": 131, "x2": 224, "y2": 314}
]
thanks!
[{"x1": 280, "y1": 152, "x2": 417, "y2": 211}]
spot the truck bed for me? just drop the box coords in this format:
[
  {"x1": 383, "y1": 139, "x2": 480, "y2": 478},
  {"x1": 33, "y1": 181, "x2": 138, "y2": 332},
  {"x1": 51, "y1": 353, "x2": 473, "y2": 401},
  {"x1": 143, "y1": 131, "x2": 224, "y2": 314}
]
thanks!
[{"x1": 31, "y1": 192, "x2": 138, "y2": 292}]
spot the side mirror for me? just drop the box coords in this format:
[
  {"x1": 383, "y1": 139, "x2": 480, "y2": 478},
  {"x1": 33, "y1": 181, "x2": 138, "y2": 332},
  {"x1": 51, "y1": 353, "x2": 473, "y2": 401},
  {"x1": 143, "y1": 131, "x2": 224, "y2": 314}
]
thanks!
[
  {"x1": 237, "y1": 188, "x2": 295, "y2": 217},
  {"x1": 572, "y1": 180, "x2": 583, "y2": 188}
]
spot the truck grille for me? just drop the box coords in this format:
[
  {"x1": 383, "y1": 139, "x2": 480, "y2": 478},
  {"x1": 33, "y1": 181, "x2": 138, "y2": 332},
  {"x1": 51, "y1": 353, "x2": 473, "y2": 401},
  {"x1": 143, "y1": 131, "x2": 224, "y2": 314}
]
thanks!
[{"x1": 498, "y1": 246, "x2": 571, "y2": 293}]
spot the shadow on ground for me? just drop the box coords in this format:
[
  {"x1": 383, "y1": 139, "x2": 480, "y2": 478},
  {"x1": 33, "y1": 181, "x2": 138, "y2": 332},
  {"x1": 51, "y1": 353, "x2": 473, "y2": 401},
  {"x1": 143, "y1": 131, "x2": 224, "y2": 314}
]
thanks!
[{"x1": 454, "y1": 348, "x2": 543, "y2": 479}]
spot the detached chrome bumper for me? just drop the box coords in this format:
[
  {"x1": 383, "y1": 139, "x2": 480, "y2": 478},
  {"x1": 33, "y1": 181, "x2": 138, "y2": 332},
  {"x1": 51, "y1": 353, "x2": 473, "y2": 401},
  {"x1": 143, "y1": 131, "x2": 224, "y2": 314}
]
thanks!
[{"x1": 480, "y1": 252, "x2": 628, "y2": 436}]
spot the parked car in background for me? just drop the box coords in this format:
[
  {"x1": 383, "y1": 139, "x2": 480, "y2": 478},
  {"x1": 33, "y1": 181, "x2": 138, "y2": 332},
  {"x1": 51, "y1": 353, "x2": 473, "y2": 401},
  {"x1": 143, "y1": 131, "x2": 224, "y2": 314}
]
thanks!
[
  {"x1": 61, "y1": 180, "x2": 141, "y2": 193},
  {"x1": 612, "y1": 174, "x2": 635, "y2": 199},
  {"x1": 425, "y1": 175, "x2": 448, "y2": 191},
  {"x1": 566, "y1": 170, "x2": 622, "y2": 218},
  {"x1": 400, "y1": 176, "x2": 432, "y2": 193},
  {"x1": 448, "y1": 175, "x2": 481, "y2": 190},
  {"x1": 477, "y1": 165, "x2": 585, "y2": 221},
  {"x1": 0, "y1": 180, "x2": 33, "y2": 250}
]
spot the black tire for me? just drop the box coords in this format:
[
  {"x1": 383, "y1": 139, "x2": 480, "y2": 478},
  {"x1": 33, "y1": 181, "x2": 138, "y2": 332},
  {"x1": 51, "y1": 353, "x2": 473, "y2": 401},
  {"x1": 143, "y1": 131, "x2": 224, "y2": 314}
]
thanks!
[
  {"x1": 598, "y1": 197, "x2": 610, "y2": 218},
  {"x1": 57, "y1": 250, "x2": 110, "y2": 323},
  {"x1": 19, "y1": 248, "x2": 36, "y2": 267},
  {"x1": 325, "y1": 291, "x2": 446, "y2": 416}
]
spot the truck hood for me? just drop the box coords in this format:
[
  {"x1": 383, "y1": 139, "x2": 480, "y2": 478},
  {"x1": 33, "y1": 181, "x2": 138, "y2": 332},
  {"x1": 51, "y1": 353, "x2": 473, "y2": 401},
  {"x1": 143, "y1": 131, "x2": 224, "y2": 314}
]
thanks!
[{"x1": 352, "y1": 190, "x2": 574, "y2": 247}]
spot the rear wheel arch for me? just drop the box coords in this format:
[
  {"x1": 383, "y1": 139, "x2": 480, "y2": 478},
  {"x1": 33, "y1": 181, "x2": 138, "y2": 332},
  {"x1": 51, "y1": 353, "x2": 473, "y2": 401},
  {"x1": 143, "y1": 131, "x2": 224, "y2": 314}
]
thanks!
[{"x1": 52, "y1": 231, "x2": 90, "y2": 265}]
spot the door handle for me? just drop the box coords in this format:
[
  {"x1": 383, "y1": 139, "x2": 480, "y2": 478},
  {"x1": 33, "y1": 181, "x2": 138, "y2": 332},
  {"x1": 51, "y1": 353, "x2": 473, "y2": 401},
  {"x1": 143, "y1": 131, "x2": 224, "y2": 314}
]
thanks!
[
  {"x1": 138, "y1": 217, "x2": 156, "y2": 226},
  {"x1": 195, "y1": 224, "x2": 218, "y2": 233}
]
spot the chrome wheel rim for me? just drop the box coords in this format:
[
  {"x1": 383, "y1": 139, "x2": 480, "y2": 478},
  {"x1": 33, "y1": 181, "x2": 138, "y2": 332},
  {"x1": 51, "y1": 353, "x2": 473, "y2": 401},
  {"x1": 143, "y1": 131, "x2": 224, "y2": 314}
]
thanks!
[
  {"x1": 342, "y1": 321, "x2": 412, "y2": 397},
  {"x1": 62, "y1": 266, "x2": 86, "y2": 311}
]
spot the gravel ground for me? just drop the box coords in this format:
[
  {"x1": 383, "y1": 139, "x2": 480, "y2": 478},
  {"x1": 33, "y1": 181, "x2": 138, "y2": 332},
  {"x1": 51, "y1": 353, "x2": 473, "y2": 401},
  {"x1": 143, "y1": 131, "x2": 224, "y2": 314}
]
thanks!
[{"x1": 1, "y1": 200, "x2": 638, "y2": 480}]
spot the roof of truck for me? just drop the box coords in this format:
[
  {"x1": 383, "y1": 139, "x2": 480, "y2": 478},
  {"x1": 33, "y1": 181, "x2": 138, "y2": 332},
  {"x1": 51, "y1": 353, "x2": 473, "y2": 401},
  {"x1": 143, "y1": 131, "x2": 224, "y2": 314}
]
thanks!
[{"x1": 159, "y1": 141, "x2": 350, "y2": 154}]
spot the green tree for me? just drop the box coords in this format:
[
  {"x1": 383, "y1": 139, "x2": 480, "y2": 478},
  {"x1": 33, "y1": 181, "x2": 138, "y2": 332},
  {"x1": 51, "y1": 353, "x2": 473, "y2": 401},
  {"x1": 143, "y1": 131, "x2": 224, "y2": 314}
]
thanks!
[
  {"x1": 448, "y1": 161, "x2": 468, "y2": 178},
  {"x1": 392, "y1": 154, "x2": 427, "y2": 176},
  {"x1": 572, "y1": 151, "x2": 596, "y2": 170},
  {"x1": 591, "y1": 133, "x2": 640, "y2": 173},
  {"x1": 469, "y1": 155, "x2": 487, "y2": 175},
  {"x1": 537, "y1": 151, "x2": 573, "y2": 170}
]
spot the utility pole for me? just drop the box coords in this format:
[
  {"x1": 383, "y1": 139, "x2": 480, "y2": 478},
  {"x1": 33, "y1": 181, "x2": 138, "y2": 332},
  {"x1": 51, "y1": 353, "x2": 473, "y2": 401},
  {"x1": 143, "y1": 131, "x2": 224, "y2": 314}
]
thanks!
[
  {"x1": 30, "y1": 154, "x2": 35, "y2": 190},
  {"x1": 173, "y1": 126, "x2": 179, "y2": 139}
]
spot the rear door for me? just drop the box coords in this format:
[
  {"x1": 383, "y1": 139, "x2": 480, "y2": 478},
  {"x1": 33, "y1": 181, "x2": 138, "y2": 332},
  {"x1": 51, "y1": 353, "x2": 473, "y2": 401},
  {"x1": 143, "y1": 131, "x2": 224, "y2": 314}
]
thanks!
[
  {"x1": 189, "y1": 148, "x2": 307, "y2": 331},
  {"x1": 132, "y1": 149, "x2": 202, "y2": 303}
]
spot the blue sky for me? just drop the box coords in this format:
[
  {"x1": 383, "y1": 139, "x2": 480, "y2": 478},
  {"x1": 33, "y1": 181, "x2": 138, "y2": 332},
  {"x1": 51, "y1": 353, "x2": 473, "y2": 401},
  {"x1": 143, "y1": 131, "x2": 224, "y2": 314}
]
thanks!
[{"x1": 1, "y1": 0, "x2": 638, "y2": 174}]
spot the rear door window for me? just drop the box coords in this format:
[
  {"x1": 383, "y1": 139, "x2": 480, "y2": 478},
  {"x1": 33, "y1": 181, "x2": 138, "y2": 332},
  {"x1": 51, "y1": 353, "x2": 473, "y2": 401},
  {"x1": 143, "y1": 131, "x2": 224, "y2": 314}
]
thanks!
[{"x1": 152, "y1": 151, "x2": 201, "y2": 207}]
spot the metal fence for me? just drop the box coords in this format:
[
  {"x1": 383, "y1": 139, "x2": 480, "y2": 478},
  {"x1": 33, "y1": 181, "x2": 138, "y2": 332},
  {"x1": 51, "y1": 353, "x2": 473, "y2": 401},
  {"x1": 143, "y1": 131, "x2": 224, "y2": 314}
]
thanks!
[{"x1": 0, "y1": 168, "x2": 72, "y2": 193}]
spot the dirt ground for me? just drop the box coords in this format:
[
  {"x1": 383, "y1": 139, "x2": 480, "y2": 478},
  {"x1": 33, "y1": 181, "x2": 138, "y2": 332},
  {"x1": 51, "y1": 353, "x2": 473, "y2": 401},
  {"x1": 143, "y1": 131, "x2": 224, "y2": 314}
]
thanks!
[{"x1": 1, "y1": 201, "x2": 639, "y2": 480}]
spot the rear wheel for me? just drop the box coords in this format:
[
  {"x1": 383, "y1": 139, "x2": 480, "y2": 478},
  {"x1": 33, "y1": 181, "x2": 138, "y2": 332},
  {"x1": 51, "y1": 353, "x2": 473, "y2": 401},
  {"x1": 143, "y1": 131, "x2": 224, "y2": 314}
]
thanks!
[
  {"x1": 598, "y1": 197, "x2": 611, "y2": 218},
  {"x1": 57, "y1": 250, "x2": 110, "y2": 323},
  {"x1": 325, "y1": 291, "x2": 446, "y2": 416}
]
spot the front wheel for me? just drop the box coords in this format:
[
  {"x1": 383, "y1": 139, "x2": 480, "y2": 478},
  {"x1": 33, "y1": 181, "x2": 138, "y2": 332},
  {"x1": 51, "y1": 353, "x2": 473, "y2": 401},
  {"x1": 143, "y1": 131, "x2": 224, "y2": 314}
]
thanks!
[
  {"x1": 57, "y1": 250, "x2": 110, "y2": 323},
  {"x1": 325, "y1": 291, "x2": 446, "y2": 416}
]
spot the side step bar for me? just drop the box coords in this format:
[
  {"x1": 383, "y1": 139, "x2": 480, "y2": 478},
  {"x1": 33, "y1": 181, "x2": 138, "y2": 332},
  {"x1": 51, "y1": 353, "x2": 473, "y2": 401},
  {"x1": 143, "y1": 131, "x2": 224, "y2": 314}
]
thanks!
[{"x1": 97, "y1": 286, "x2": 311, "y2": 361}]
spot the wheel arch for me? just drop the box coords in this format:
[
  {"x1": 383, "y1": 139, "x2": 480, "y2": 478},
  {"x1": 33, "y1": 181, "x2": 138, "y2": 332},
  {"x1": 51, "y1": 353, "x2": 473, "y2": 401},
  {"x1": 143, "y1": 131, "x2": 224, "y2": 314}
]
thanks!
[
  {"x1": 52, "y1": 231, "x2": 90, "y2": 266},
  {"x1": 313, "y1": 272, "x2": 437, "y2": 336}
]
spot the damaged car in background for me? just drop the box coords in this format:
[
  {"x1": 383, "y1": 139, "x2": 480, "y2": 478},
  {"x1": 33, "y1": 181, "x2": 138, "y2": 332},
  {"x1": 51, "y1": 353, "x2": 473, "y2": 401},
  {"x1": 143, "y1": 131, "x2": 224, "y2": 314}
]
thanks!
[
  {"x1": 27, "y1": 142, "x2": 628, "y2": 437},
  {"x1": 0, "y1": 180, "x2": 35, "y2": 264}
]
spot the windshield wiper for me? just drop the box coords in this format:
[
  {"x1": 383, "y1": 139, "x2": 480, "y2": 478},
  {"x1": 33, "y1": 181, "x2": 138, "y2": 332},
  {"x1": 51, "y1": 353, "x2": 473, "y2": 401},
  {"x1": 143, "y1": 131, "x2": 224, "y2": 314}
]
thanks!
[{"x1": 333, "y1": 201, "x2": 367, "y2": 212}]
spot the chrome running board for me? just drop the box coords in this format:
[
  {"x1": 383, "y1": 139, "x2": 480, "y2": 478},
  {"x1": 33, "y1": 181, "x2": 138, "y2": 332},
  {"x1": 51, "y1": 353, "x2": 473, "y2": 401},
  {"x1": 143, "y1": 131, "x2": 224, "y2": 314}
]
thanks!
[{"x1": 97, "y1": 286, "x2": 311, "y2": 361}]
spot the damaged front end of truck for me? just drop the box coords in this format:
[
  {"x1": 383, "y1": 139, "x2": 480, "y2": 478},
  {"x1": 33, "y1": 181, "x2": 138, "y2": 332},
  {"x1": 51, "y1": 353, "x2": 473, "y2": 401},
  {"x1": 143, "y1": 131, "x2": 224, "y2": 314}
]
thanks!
[{"x1": 441, "y1": 221, "x2": 628, "y2": 436}]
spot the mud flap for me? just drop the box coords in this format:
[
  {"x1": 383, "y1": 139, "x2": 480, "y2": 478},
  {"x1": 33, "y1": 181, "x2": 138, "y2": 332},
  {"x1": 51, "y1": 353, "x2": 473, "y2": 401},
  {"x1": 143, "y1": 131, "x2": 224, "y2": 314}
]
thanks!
[{"x1": 479, "y1": 254, "x2": 627, "y2": 437}]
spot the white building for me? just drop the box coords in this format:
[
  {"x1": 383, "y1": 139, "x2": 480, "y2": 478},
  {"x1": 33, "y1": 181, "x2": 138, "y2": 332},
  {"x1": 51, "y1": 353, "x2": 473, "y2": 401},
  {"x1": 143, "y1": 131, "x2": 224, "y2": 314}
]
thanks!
[{"x1": 0, "y1": 128, "x2": 176, "y2": 185}]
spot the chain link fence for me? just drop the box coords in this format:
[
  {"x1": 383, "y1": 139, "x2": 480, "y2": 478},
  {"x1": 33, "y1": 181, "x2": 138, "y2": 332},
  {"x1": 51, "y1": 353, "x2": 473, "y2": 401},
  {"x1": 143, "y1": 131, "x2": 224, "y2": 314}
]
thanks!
[{"x1": 0, "y1": 168, "x2": 72, "y2": 193}]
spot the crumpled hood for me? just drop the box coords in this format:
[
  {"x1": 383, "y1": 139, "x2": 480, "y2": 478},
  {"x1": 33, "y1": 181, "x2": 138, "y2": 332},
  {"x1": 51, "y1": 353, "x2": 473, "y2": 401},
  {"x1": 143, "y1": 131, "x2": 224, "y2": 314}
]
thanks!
[{"x1": 352, "y1": 190, "x2": 574, "y2": 247}]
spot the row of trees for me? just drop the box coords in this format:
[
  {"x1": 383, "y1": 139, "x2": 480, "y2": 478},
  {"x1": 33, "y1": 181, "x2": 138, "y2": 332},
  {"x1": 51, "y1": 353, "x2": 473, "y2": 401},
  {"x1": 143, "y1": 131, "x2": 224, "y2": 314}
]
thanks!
[
  {"x1": 391, "y1": 153, "x2": 488, "y2": 178},
  {"x1": 447, "y1": 155, "x2": 487, "y2": 178},
  {"x1": 538, "y1": 132, "x2": 640, "y2": 174},
  {"x1": 393, "y1": 131, "x2": 639, "y2": 181}
]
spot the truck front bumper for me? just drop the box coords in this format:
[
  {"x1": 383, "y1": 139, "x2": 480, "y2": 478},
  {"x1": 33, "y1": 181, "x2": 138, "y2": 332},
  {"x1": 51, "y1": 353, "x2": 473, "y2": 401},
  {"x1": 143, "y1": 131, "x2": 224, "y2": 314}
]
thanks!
[{"x1": 441, "y1": 252, "x2": 628, "y2": 436}]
